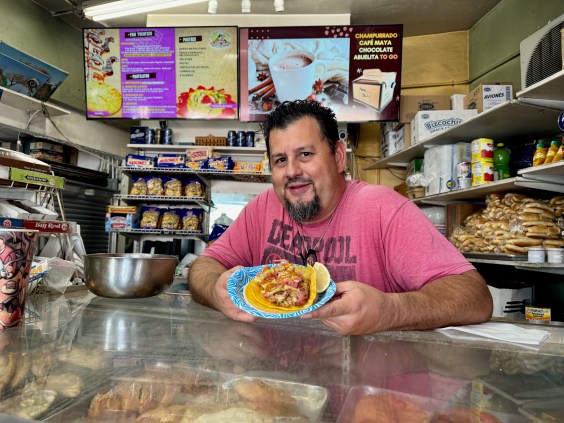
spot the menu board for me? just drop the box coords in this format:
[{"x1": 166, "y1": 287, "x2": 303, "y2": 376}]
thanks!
[
  {"x1": 239, "y1": 25, "x2": 403, "y2": 122},
  {"x1": 83, "y1": 27, "x2": 238, "y2": 120}
]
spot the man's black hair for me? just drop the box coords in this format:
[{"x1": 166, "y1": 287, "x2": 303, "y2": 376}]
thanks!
[{"x1": 262, "y1": 100, "x2": 340, "y2": 158}]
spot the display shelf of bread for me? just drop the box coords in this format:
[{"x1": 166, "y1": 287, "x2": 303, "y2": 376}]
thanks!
[{"x1": 450, "y1": 193, "x2": 564, "y2": 255}]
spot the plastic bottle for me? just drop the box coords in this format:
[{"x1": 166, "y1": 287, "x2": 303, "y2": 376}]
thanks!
[
  {"x1": 261, "y1": 152, "x2": 270, "y2": 172},
  {"x1": 554, "y1": 138, "x2": 564, "y2": 163},
  {"x1": 544, "y1": 139, "x2": 561, "y2": 164},
  {"x1": 493, "y1": 143, "x2": 511, "y2": 180},
  {"x1": 532, "y1": 143, "x2": 547, "y2": 167}
]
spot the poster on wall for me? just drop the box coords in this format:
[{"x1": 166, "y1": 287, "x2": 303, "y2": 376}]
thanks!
[
  {"x1": 82, "y1": 27, "x2": 238, "y2": 120},
  {"x1": 239, "y1": 25, "x2": 403, "y2": 122}
]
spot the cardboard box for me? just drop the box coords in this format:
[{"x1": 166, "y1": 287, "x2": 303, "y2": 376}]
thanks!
[
  {"x1": 23, "y1": 220, "x2": 71, "y2": 233},
  {"x1": 0, "y1": 147, "x2": 50, "y2": 174},
  {"x1": 411, "y1": 110, "x2": 477, "y2": 144},
  {"x1": 11, "y1": 199, "x2": 58, "y2": 220},
  {"x1": 29, "y1": 149, "x2": 64, "y2": 163},
  {"x1": 399, "y1": 95, "x2": 451, "y2": 124},
  {"x1": 381, "y1": 124, "x2": 411, "y2": 158},
  {"x1": 352, "y1": 69, "x2": 397, "y2": 111},
  {"x1": 106, "y1": 206, "x2": 137, "y2": 231},
  {"x1": 464, "y1": 83, "x2": 513, "y2": 113}
]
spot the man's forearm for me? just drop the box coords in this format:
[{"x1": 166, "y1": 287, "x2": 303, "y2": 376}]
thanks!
[
  {"x1": 384, "y1": 270, "x2": 493, "y2": 331},
  {"x1": 188, "y1": 256, "x2": 227, "y2": 310}
]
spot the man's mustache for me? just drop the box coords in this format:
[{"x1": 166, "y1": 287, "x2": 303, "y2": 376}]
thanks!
[{"x1": 285, "y1": 178, "x2": 312, "y2": 189}]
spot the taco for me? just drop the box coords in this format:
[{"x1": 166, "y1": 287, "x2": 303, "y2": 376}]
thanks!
[{"x1": 244, "y1": 261, "x2": 316, "y2": 312}]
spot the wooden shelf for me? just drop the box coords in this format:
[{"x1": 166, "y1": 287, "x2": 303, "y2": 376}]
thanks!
[
  {"x1": 364, "y1": 101, "x2": 562, "y2": 170},
  {"x1": 0, "y1": 86, "x2": 70, "y2": 117}
]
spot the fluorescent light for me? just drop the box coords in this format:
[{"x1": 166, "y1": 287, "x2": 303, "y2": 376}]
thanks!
[
  {"x1": 274, "y1": 0, "x2": 283, "y2": 12},
  {"x1": 208, "y1": 0, "x2": 217, "y2": 13},
  {"x1": 84, "y1": 0, "x2": 207, "y2": 21}
]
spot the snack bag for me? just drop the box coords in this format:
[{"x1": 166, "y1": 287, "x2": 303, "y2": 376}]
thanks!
[
  {"x1": 139, "y1": 206, "x2": 161, "y2": 229},
  {"x1": 163, "y1": 176, "x2": 183, "y2": 197},
  {"x1": 180, "y1": 208, "x2": 203, "y2": 232},
  {"x1": 184, "y1": 177, "x2": 205, "y2": 198},
  {"x1": 146, "y1": 176, "x2": 164, "y2": 196},
  {"x1": 161, "y1": 208, "x2": 181, "y2": 230},
  {"x1": 129, "y1": 176, "x2": 147, "y2": 196}
]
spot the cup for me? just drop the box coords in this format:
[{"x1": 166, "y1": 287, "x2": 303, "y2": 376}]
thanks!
[
  {"x1": 546, "y1": 248, "x2": 564, "y2": 263},
  {"x1": 0, "y1": 229, "x2": 38, "y2": 329},
  {"x1": 227, "y1": 130, "x2": 236, "y2": 146},
  {"x1": 268, "y1": 49, "x2": 326, "y2": 103},
  {"x1": 527, "y1": 247, "x2": 545, "y2": 263},
  {"x1": 236, "y1": 131, "x2": 246, "y2": 147}
]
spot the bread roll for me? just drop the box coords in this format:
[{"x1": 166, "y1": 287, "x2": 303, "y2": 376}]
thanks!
[{"x1": 505, "y1": 237, "x2": 542, "y2": 247}]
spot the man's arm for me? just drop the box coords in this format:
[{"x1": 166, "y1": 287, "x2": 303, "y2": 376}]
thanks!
[
  {"x1": 188, "y1": 255, "x2": 257, "y2": 322},
  {"x1": 302, "y1": 270, "x2": 492, "y2": 335}
]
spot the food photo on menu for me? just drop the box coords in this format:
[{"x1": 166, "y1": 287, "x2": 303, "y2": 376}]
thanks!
[
  {"x1": 239, "y1": 25, "x2": 403, "y2": 122},
  {"x1": 82, "y1": 27, "x2": 238, "y2": 120}
]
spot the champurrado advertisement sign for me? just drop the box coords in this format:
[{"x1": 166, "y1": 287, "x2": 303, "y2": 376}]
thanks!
[
  {"x1": 239, "y1": 25, "x2": 403, "y2": 122},
  {"x1": 83, "y1": 27, "x2": 238, "y2": 120}
]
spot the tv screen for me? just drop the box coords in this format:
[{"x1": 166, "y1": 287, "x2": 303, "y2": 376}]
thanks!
[
  {"x1": 83, "y1": 27, "x2": 239, "y2": 120},
  {"x1": 239, "y1": 25, "x2": 403, "y2": 122}
]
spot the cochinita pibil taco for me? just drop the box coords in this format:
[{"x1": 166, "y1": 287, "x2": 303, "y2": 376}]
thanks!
[{"x1": 244, "y1": 261, "x2": 317, "y2": 312}]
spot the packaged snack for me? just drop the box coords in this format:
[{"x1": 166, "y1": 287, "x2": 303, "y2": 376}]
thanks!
[
  {"x1": 126, "y1": 154, "x2": 154, "y2": 168},
  {"x1": 208, "y1": 156, "x2": 234, "y2": 170},
  {"x1": 234, "y1": 161, "x2": 261, "y2": 172},
  {"x1": 184, "y1": 177, "x2": 205, "y2": 198},
  {"x1": 185, "y1": 159, "x2": 208, "y2": 170},
  {"x1": 156, "y1": 154, "x2": 185, "y2": 168},
  {"x1": 139, "y1": 206, "x2": 161, "y2": 229},
  {"x1": 129, "y1": 176, "x2": 147, "y2": 195},
  {"x1": 161, "y1": 208, "x2": 181, "y2": 230},
  {"x1": 146, "y1": 176, "x2": 164, "y2": 196},
  {"x1": 163, "y1": 176, "x2": 183, "y2": 197},
  {"x1": 180, "y1": 208, "x2": 203, "y2": 232}
]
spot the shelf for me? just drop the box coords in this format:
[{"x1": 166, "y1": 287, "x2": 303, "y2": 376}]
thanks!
[
  {"x1": 516, "y1": 69, "x2": 564, "y2": 109},
  {"x1": 120, "y1": 166, "x2": 271, "y2": 183},
  {"x1": 109, "y1": 229, "x2": 207, "y2": 241},
  {"x1": 467, "y1": 257, "x2": 564, "y2": 275},
  {"x1": 417, "y1": 178, "x2": 530, "y2": 205},
  {"x1": 364, "y1": 101, "x2": 562, "y2": 170},
  {"x1": 127, "y1": 144, "x2": 267, "y2": 155},
  {"x1": 0, "y1": 86, "x2": 70, "y2": 117}
]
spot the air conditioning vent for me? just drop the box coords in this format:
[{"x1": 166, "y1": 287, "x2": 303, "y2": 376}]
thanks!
[{"x1": 520, "y1": 13, "x2": 564, "y2": 89}]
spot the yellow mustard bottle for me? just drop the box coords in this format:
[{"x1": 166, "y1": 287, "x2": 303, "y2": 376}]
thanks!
[
  {"x1": 533, "y1": 143, "x2": 547, "y2": 166},
  {"x1": 544, "y1": 140, "x2": 560, "y2": 164}
]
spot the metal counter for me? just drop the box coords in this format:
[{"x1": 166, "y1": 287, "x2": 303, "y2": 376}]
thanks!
[{"x1": 0, "y1": 288, "x2": 563, "y2": 422}]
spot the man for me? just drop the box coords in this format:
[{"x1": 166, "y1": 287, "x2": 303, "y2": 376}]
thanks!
[{"x1": 189, "y1": 100, "x2": 493, "y2": 335}]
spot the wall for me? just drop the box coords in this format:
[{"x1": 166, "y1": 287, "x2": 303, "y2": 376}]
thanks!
[{"x1": 0, "y1": 0, "x2": 129, "y2": 159}]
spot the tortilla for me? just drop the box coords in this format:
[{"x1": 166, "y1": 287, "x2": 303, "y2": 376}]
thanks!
[{"x1": 244, "y1": 263, "x2": 316, "y2": 312}]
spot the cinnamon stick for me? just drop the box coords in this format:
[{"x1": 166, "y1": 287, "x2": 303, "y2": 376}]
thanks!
[
  {"x1": 262, "y1": 86, "x2": 276, "y2": 100},
  {"x1": 249, "y1": 77, "x2": 273, "y2": 94},
  {"x1": 255, "y1": 82, "x2": 274, "y2": 99}
]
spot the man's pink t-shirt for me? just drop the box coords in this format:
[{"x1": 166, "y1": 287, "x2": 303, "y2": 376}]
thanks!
[{"x1": 202, "y1": 180, "x2": 474, "y2": 292}]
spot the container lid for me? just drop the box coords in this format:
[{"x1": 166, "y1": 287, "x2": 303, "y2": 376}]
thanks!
[
  {"x1": 551, "y1": 140, "x2": 561, "y2": 146},
  {"x1": 536, "y1": 143, "x2": 545, "y2": 148},
  {"x1": 496, "y1": 143, "x2": 504, "y2": 147}
]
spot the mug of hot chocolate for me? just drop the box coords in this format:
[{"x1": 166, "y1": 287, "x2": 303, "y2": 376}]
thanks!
[{"x1": 268, "y1": 50, "x2": 326, "y2": 103}]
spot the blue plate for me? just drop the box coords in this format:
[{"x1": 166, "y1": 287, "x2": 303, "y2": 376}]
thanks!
[{"x1": 227, "y1": 264, "x2": 336, "y2": 319}]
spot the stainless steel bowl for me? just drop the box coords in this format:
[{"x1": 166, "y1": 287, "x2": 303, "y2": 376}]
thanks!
[{"x1": 84, "y1": 253, "x2": 178, "y2": 298}]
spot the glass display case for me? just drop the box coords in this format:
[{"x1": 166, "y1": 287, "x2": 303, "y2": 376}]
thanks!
[{"x1": 0, "y1": 289, "x2": 563, "y2": 422}]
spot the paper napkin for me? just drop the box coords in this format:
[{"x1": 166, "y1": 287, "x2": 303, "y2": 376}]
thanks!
[{"x1": 437, "y1": 322, "x2": 550, "y2": 346}]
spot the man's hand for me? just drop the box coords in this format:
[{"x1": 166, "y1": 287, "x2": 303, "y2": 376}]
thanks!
[
  {"x1": 301, "y1": 281, "x2": 392, "y2": 335},
  {"x1": 212, "y1": 266, "x2": 258, "y2": 323}
]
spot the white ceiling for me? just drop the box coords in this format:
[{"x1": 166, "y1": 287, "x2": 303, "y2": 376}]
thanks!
[{"x1": 33, "y1": 0, "x2": 502, "y2": 37}]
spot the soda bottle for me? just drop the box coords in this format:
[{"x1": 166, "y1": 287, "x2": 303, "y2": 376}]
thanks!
[{"x1": 493, "y1": 142, "x2": 511, "y2": 180}]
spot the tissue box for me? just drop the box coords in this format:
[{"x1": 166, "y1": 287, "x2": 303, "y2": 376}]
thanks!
[
  {"x1": 488, "y1": 286, "x2": 532, "y2": 318},
  {"x1": 411, "y1": 110, "x2": 477, "y2": 144},
  {"x1": 464, "y1": 83, "x2": 513, "y2": 113}
]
